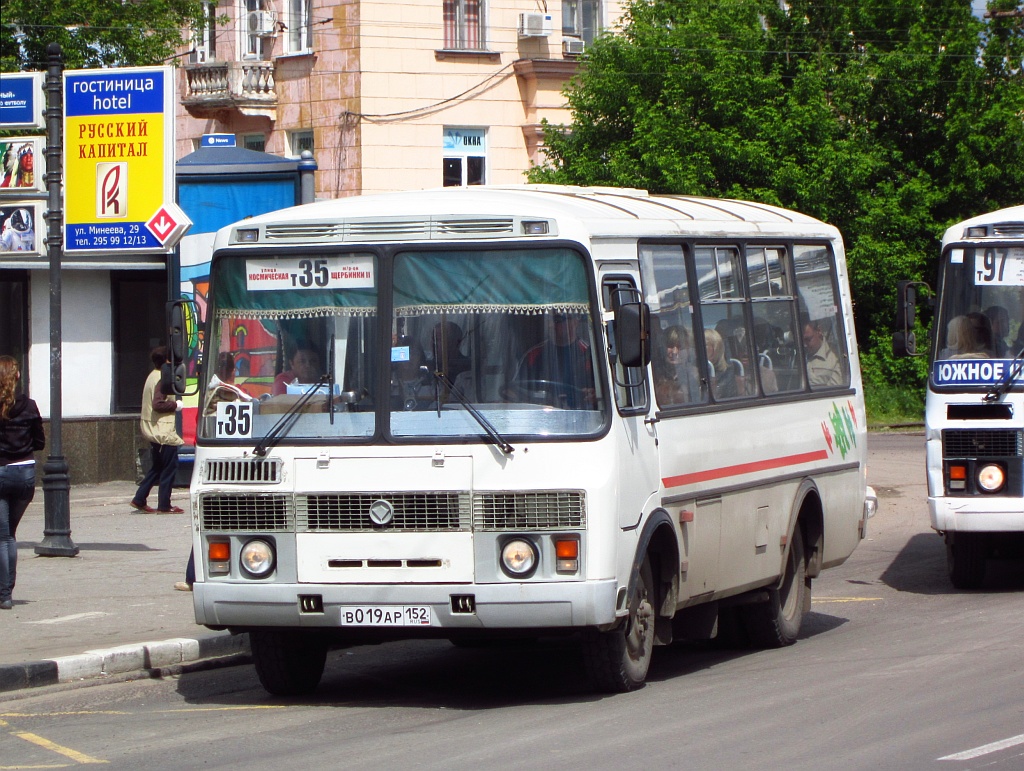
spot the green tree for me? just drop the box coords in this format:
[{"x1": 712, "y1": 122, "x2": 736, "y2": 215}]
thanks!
[
  {"x1": 1, "y1": 0, "x2": 204, "y2": 72},
  {"x1": 530, "y1": 0, "x2": 1024, "y2": 403}
]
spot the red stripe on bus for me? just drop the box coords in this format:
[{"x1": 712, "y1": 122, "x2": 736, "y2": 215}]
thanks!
[{"x1": 662, "y1": 449, "x2": 830, "y2": 489}]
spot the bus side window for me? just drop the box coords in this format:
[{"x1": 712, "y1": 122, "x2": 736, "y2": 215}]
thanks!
[
  {"x1": 747, "y1": 246, "x2": 804, "y2": 394},
  {"x1": 794, "y1": 244, "x2": 849, "y2": 390},
  {"x1": 638, "y1": 243, "x2": 709, "y2": 409}
]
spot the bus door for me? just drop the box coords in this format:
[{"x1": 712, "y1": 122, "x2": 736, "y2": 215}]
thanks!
[
  {"x1": 638, "y1": 243, "x2": 722, "y2": 597},
  {"x1": 600, "y1": 270, "x2": 660, "y2": 532}
]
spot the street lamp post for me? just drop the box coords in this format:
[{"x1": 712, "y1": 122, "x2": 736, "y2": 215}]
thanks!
[{"x1": 35, "y1": 42, "x2": 78, "y2": 558}]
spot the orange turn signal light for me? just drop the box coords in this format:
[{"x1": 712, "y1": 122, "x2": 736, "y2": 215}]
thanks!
[
  {"x1": 555, "y1": 539, "x2": 578, "y2": 559},
  {"x1": 949, "y1": 465, "x2": 967, "y2": 480},
  {"x1": 208, "y1": 541, "x2": 231, "y2": 562}
]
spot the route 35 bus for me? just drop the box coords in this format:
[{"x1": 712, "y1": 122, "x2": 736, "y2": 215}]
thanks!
[
  {"x1": 896, "y1": 204, "x2": 1024, "y2": 589},
  {"x1": 175, "y1": 185, "x2": 875, "y2": 695}
]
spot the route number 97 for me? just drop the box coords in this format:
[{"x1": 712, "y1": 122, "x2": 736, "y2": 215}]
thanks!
[{"x1": 215, "y1": 401, "x2": 253, "y2": 439}]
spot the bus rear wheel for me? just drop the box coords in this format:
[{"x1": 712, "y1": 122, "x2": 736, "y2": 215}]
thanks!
[
  {"x1": 947, "y1": 533, "x2": 987, "y2": 590},
  {"x1": 583, "y1": 557, "x2": 655, "y2": 693},
  {"x1": 250, "y1": 630, "x2": 328, "y2": 696},
  {"x1": 742, "y1": 531, "x2": 808, "y2": 648}
]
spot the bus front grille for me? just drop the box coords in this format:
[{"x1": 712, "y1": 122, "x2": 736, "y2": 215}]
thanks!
[
  {"x1": 473, "y1": 491, "x2": 587, "y2": 530},
  {"x1": 204, "y1": 458, "x2": 282, "y2": 484},
  {"x1": 296, "y1": 492, "x2": 471, "y2": 532},
  {"x1": 942, "y1": 429, "x2": 1023, "y2": 458},
  {"x1": 199, "y1": 493, "x2": 293, "y2": 531}
]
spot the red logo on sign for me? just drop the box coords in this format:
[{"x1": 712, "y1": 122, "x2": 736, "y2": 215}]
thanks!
[{"x1": 146, "y1": 207, "x2": 178, "y2": 243}]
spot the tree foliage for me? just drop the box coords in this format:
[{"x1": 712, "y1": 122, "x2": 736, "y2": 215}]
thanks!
[
  {"x1": 1, "y1": 0, "x2": 204, "y2": 72},
  {"x1": 529, "y1": 0, "x2": 1024, "y2": 393}
]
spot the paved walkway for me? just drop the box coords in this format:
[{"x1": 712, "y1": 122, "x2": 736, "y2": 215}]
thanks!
[{"x1": 0, "y1": 480, "x2": 246, "y2": 693}]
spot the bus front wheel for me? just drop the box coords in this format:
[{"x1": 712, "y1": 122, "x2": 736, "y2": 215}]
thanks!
[
  {"x1": 742, "y1": 531, "x2": 808, "y2": 648},
  {"x1": 947, "y1": 533, "x2": 987, "y2": 590},
  {"x1": 583, "y1": 557, "x2": 655, "y2": 693},
  {"x1": 250, "y1": 630, "x2": 328, "y2": 696}
]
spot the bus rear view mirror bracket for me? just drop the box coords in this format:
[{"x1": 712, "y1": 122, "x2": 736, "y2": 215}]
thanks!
[{"x1": 615, "y1": 301, "x2": 651, "y2": 368}]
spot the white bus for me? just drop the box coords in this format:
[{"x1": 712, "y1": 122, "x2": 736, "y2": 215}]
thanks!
[
  {"x1": 896, "y1": 204, "x2": 1024, "y2": 589},
  {"x1": 180, "y1": 185, "x2": 874, "y2": 695}
]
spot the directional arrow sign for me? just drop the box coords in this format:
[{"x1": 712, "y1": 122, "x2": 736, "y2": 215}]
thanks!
[{"x1": 146, "y1": 202, "x2": 192, "y2": 249}]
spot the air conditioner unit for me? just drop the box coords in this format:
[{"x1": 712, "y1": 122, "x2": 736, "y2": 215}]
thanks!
[
  {"x1": 247, "y1": 10, "x2": 277, "y2": 37},
  {"x1": 190, "y1": 45, "x2": 208, "y2": 64},
  {"x1": 519, "y1": 12, "x2": 552, "y2": 38},
  {"x1": 562, "y1": 38, "x2": 585, "y2": 56}
]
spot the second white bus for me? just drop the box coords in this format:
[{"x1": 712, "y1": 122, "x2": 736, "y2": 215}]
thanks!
[{"x1": 180, "y1": 185, "x2": 875, "y2": 695}]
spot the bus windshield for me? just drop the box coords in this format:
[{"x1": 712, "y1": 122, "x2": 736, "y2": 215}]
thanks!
[
  {"x1": 933, "y1": 246, "x2": 1024, "y2": 390},
  {"x1": 198, "y1": 247, "x2": 607, "y2": 443}
]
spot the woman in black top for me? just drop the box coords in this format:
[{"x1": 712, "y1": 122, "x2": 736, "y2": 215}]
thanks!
[{"x1": 0, "y1": 356, "x2": 45, "y2": 609}]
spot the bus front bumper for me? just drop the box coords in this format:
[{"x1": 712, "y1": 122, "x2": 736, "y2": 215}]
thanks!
[
  {"x1": 193, "y1": 579, "x2": 620, "y2": 630},
  {"x1": 930, "y1": 496, "x2": 1024, "y2": 533}
]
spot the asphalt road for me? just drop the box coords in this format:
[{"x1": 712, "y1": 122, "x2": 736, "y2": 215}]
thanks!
[{"x1": 4, "y1": 432, "x2": 1024, "y2": 770}]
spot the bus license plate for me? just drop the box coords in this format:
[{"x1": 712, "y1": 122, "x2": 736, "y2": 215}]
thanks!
[{"x1": 339, "y1": 605, "x2": 433, "y2": 626}]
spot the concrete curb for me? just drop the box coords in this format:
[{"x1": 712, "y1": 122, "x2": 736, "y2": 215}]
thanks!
[{"x1": 0, "y1": 632, "x2": 250, "y2": 694}]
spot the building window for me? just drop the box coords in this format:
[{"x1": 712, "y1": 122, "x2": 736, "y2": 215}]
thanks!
[
  {"x1": 285, "y1": 0, "x2": 312, "y2": 52},
  {"x1": 443, "y1": 0, "x2": 484, "y2": 50},
  {"x1": 288, "y1": 129, "x2": 314, "y2": 157},
  {"x1": 111, "y1": 272, "x2": 169, "y2": 413},
  {"x1": 192, "y1": 1, "x2": 218, "y2": 62},
  {"x1": 442, "y1": 128, "x2": 486, "y2": 186},
  {"x1": 562, "y1": 0, "x2": 599, "y2": 44},
  {"x1": 242, "y1": 134, "x2": 266, "y2": 152},
  {"x1": 241, "y1": 0, "x2": 267, "y2": 60}
]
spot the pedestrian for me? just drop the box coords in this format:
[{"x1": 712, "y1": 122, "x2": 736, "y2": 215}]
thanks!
[
  {"x1": 0, "y1": 355, "x2": 45, "y2": 610},
  {"x1": 130, "y1": 346, "x2": 184, "y2": 514}
]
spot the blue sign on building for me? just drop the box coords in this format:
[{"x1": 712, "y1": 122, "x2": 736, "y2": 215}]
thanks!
[
  {"x1": 201, "y1": 134, "x2": 237, "y2": 148},
  {"x1": 0, "y1": 72, "x2": 44, "y2": 129}
]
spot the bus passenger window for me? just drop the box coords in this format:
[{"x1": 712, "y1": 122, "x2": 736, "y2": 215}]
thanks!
[{"x1": 794, "y1": 244, "x2": 849, "y2": 390}]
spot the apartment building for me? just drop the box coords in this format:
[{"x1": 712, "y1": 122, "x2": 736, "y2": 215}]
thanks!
[{"x1": 178, "y1": 0, "x2": 624, "y2": 196}]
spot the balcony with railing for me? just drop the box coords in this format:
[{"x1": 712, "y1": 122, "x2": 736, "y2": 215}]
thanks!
[{"x1": 182, "y1": 60, "x2": 277, "y2": 118}]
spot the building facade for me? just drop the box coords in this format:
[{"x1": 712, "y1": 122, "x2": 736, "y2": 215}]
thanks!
[{"x1": 178, "y1": 0, "x2": 624, "y2": 196}]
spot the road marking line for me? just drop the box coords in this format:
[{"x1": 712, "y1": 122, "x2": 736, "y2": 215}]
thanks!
[
  {"x1": 10, "y1": 732, "x2": 107, "y2": 764},
  {"x1": 24, "y1": 613, "x2": 110, "y2": 625},
  {"x1": 939, "y1": 733, "x2": 1024, "y2": 760},
  {"x1": 812, "y1": 597, "x2": 882, "y2": 603}
]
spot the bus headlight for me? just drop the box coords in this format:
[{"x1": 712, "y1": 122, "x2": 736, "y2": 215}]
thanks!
[
  {"x1": 500, "y1": 538, "x2": 538, "y2": 578},
  {"x1": 977, "y1": 464, "x2": 1006, "y2": 493},
  {"x1": 240, "y1": 538, "x2": 276, "y2": 578}
]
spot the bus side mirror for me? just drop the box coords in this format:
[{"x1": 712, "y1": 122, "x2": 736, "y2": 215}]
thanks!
[
  {"x1": 166, "y1": 301, "x2": 189, "y2": 395},
  {"x1": 615, "y1": 301, "x2": 652, "y2": 368},
  {"x1": 894, "y1": 280, "x2": 928, "y2": 357}
]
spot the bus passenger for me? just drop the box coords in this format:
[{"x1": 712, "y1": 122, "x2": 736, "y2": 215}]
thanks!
[
  {"x1": 802, "y1": 320, "x2": 843, "y2": 386},
  {"x1": 516, "y1": 312, "x2": 596, "y2": 408},
  {"x1": 984, "y1": 305, "x2": 1010, "y2": 357},
  {"x1": 272, "y1": 345, "x2": 322, "y2": 395},
  {"x1": 941, "y1": 313, "x2": 992, "y2": 360},
  {"x1": 705, "y1": 328, "x2": 744, "y2": 399},
  {"x1": 202, "y1": 352, "x2": 254, "y2": 417},
  {"x1": 654, "y1": 325, "x2": 701, "y2": 406}
]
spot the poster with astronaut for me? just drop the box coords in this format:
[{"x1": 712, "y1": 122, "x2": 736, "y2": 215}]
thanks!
[
  {"x1": 0, "y1": 202, "x2": 42, "y2": 255},
  {"x1": 0, "y1": 138, "x2": 44, "y2": 192}
]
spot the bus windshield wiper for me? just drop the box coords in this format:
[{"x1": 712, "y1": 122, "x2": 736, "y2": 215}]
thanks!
[
  {"x1": 985, "y1": 346, "x2": 1024, "y2": 402},
  {"x1": 253, "y1": 374, "x2": 330, "y2": 457},
  {"x1": 431, "y1": 369, "x2": 514, "y2": 455}
]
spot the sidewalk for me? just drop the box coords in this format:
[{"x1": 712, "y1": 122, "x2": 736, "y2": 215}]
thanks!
[{"x1": 0, "y1": 481, "x2": 247, "y2": 694}]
